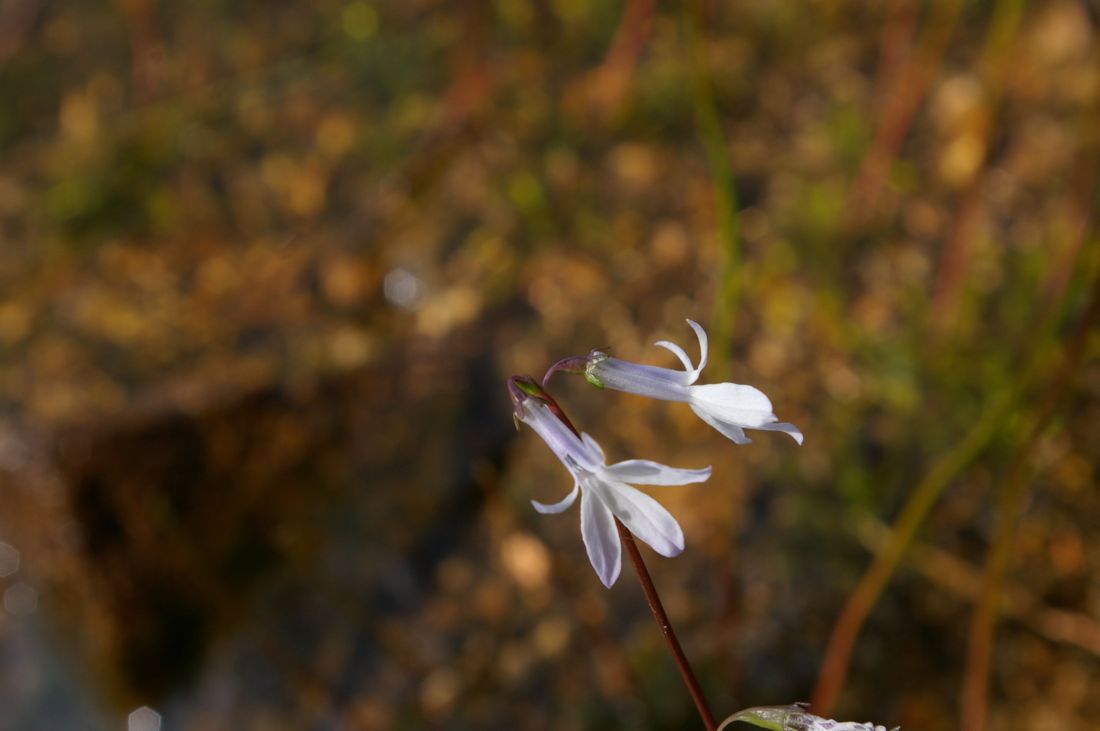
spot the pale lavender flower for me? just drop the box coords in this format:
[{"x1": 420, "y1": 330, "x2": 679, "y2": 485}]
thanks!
[
  {"x1": 547, "y1": 319, "x2": 803, "y2": 446},
  {"x1": 513, "y1": 384, "x2": 711, "y2": 588}
]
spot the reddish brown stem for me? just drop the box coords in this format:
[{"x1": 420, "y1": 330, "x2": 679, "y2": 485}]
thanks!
[
  {"x1": 844, "y1": 0, "x2": 962, "y2": 228},
  {"x1": 616, "y1": 519, "x2": 718, "y2": 731}
]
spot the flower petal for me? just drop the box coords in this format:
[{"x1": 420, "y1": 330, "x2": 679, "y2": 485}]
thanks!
[
  {"x1": 655, "y1": 339, "x2": 695, "y2": 372},
  {"x1": 531, "y1": 481, "x2": 580, "y2": 514},
  {"x1": 652, "y1": 318, "x2": 709, "y2": 384},
  {"x1": 755, "y1": 421, "x2": 805, "y2": 445},
  {"x1": 595, "y1": 479, "x2": 685, "y2": 558},
  {"x1": 690, "y1": 402, "x2": 753, "y2": 444},
  {"x1": 580, "y1": 486, "x2": 621, "y2": 587},
  {"x1": 686, "y1": 319, "x2": 708, "y2": 376},
  {"x1": 689, "y1": 382, "x2": 777, "y2": 427},
  {"x1": 604, "y1": 460, "x2": 712, "y2": 486}
]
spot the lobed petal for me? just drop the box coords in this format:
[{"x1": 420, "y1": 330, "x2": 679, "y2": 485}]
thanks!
[
  {"x1": 685, "y1": 319, "x2": 709, "y2": 378},
  {"x1": 655, "y1": 339, "x2": 695, "y2": 372},
  {"x1": 689, "y1": 382, "x2": 776, "y2": 427},
  {"x1": 690, "y1": 403, "x2": 753, "y2": 444},
  {"x1": 531, "y1": 481, "x2": 580, "y2": 514},
  {"x1": 604, "y1": 460, "x2": 712, "y2": 486},
  {"x1": 651, "y1": 318, "x2": 710, "y2": 384},
  {"x1": 755, "y1": 421, "x2": 804, "y2": 445},
  {"x1": 595, "y1": 479, "x2": 685, "y2": 558},
  {"x1": 580, "y1": 485, "x2": 621, "y2": 587}
]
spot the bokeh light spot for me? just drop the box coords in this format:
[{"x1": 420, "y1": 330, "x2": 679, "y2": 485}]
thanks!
[
  {"x1": 501, "y1": 532, "x2": 551, "y2": 590},
  {"x1": 383, "y1": 268, "x2": 424, "y2": 311},
  {"x1": 342, "y1": 2, "x2": 378, "y2": 41},
  {"x1": 3, "y1": 582, "x2": 38, "y2": 617},
  {"x1": 128, "y1": 705, "x2": 162, "y2": 731}
]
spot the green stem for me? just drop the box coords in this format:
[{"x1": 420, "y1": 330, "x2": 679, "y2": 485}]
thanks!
[{"x1": 961, "y1": 268, "x2": 1100, "y2": 731}]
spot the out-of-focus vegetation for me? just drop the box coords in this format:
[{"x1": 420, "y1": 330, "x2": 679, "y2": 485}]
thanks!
[{"x1": 0, "y1": 1, "x2": 1097, "y2": 729}]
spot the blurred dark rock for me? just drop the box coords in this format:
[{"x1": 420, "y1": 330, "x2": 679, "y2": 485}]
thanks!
[{"x1": 0, "y1": 314, "x2": 512, "y2": 712}]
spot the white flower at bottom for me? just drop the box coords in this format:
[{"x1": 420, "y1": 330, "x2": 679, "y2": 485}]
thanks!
[
  {"x1": 717, "y1": 703, "x2": 899, "y2": 731},
  {"x1": 518, "y1": 398, "x2": 712, "y2": 587}
]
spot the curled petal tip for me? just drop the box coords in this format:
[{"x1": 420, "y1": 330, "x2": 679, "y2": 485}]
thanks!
[
  {"x1": 654, "y1": 338, "x2": 696, "y2": 373},
  {"x1": 686, "y1": 319, "x2": 709, "y2": 375},
  {"x1": 531, "y1": 481, "x2": 580, "y2": 514},
  {"x1": 768, "y1": 422, "x2": 804, "y2": 445}
]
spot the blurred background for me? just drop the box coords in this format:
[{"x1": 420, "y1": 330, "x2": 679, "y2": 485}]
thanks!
[{"x1": 0, "y1": 0, "x2": 1098, "y2": 729}]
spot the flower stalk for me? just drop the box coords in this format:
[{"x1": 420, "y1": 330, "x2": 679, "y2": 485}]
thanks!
[
  {"x1": 512, "y1": 319, "x2": 802, "y2": 730},
  {"x1": 617, "y1": 518, "x2": 718, "y2": 731}
]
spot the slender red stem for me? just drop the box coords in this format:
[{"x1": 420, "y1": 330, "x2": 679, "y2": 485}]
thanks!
[{"x1": 616, "y1": 519, "x2": 718, "y2": 731}]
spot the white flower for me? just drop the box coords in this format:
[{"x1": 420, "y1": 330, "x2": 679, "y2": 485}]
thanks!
[
  {"x1": 517, "y1": 396, "x2": 712, "y2": 588},
  {"x1": 579, "y1": 319, "x2": 803, "y2": 446}
]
